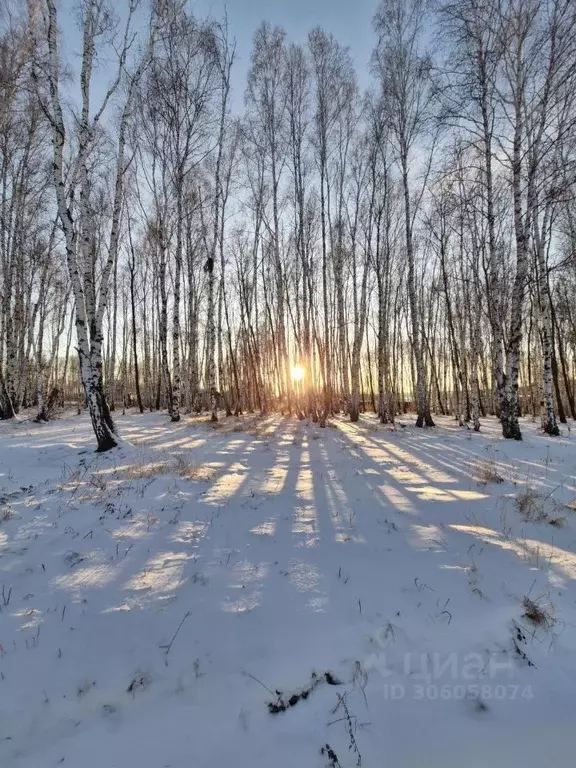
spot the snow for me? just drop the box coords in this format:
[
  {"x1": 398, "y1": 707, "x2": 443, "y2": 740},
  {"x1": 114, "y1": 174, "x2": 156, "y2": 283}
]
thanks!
[{"x1": 1, "y1": 412, "x2": 576, "y2": 767}]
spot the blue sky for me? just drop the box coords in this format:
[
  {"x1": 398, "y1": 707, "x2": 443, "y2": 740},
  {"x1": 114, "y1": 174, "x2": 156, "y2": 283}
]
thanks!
[
  {"x1": 59, "y1": 0, "x2": 378, "y2": 112},
  {"x1": 197, "y1": 0, "x2": 376, "y2": 80}
]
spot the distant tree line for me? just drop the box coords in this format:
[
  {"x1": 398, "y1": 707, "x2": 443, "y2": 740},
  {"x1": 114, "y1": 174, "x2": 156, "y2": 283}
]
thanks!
[{"x1": 1, "y1": 0, "x2": 576, "y2": 448}]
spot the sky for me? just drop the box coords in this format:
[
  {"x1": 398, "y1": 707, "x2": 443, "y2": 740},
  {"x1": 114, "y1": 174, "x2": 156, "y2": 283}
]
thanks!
[
  {"x1": 196, "y1": 0, "x2": 377, "y2": 86},
  {"x1": 58, "y1": 0, "x2": 379, "y2": 112}
]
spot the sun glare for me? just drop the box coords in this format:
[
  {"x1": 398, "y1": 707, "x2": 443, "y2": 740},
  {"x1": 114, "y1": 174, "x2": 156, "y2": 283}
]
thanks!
[{"x1": 291, "y1": 365, "x2": 305, "y2": 382}]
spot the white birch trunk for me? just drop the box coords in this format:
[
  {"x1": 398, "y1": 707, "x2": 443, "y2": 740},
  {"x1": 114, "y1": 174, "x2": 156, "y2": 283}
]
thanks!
[{"x1": 534, "y1": 204, "x2": 559, "y2": 435}]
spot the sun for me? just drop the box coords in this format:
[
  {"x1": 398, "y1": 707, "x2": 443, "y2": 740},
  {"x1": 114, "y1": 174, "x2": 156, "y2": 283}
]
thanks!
[{"x1": 290, "y1": 365, "x2": 305, "y2": 382}]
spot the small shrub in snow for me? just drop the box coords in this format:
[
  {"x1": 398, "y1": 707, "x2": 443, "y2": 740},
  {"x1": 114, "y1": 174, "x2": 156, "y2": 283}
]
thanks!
[
  {"x1": 515, "y1": 489, "x2": 549, "y2": 523},
  {"x1": 125, "y1": 460, "x2": 169, "y2": 480},
  {"x1": 172, "y1": 455, "x2": 215, "y2": 482},
  {"x1": 522, "y1": 596, "x2": 554, "y2": 629},
  {"x1": 126, "y1": 456, "x2": 215, "y2": 482},
  {"x1": 474, "y1": 459, "x2": 504, "y2": 485}
]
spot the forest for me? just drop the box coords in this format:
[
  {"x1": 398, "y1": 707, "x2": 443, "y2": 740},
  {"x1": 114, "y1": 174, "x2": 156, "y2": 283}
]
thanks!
[
  {"x1": 3, "y1": 3, "x2": 576, "y2": 765},
  {"x1": 1, "y1": 0, "x2": 576, "y2": 449}
]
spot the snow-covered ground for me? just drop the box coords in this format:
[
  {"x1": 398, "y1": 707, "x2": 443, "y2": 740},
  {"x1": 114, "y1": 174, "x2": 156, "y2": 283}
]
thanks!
[{"x1": 1, "y1": 411, "x2": 576, "y2": 768}]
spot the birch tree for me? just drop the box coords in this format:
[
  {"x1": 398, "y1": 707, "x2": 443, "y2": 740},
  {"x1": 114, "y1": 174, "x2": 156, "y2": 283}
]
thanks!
[
  {"x1": 32, "y1": 0, "x2": 153, "y2": 450},
  {"x1": 373, "y1": 0, "x2": 436, "y2": 427},
  {"x1": 497, "y1": 0, "x2": 576, "y2": 438}
]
